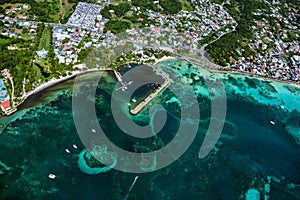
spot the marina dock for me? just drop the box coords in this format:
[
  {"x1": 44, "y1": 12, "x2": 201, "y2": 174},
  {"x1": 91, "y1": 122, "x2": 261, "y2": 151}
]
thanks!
[{"x1": 129, "y1": 67, "x2": 170, "y2": 115}]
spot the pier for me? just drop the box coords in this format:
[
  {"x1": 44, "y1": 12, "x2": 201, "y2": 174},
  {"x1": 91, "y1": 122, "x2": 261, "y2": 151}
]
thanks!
[
  {"x1": 129, "y1": 66, "x2": 170, "y2": 115},
  {"x1": 113, "y1": 70, "x2": 123, "y2": 82}
]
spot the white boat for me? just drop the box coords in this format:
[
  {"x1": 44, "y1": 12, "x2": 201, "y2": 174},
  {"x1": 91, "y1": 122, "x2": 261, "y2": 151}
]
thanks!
[
  {"x1": 132, "y1": 97, "x2": 137, "y2": 103},
  {"x1": 91, "y1": 129, "x2": 96, "y2": 133},
  {"x1": 116, "y1": 81, "x2": 132, "y2": 91},
  {"x1": 48, "y1": 174, "x2": 56, "y2": 179},
  {"x1": 270, "y1": 121, "x2": 275, "y2": 125}
]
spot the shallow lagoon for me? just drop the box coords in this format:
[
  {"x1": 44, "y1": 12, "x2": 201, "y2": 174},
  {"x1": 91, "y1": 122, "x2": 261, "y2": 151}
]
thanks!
[{"x1": 0, "y1": 59, "x2": 300, "y2": 199}]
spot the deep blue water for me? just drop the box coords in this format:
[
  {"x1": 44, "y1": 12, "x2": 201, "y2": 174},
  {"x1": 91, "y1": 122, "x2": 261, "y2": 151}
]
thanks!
[{"x1": 0, "y1": 60, "x2": 299, "y2": 200}]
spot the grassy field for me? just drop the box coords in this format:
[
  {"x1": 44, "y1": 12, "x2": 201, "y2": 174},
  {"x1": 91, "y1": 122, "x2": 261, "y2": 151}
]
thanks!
[
  {"x1": 32, "y1": 63, "x2": 42, "y2": 82},
  {"x1": 61, "y1": 0, "x2": 75, "y2": 19},
  {"x1": 38, "y1": 28, "x2": 52, "y2": 51},
  {"x1": 179, "y1": 0, "x2": 194, "y2": 11},
  {"x1": 16, "y1": 0, "x2": 75, "y2": 23},
  {"x1": 48, "y1": 0, "x2": 75, "y2": 22},
  {"x1": 2, "y1": 3, "x2": 31, "y2": 17},
  {"x1": 2, "y1": 3, "x2": 30, "y2": 9}
]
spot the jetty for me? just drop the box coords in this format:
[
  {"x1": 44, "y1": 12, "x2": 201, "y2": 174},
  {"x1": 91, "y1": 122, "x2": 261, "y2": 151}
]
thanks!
[
  {"x1": 113, "y1": 70, "x2": 123, "y2": 83},
  {"x1": 129, "y1": 66, "x2": 170, "y2": 115}
]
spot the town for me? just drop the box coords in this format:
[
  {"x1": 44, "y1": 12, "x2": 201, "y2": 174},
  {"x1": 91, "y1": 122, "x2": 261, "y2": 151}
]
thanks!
[
  {"x1": 229, "y1": 0, "x2": 300, "y2": 82},
  {"x1": 0, "y1": 0, "x2": 299, "y2": 115}
]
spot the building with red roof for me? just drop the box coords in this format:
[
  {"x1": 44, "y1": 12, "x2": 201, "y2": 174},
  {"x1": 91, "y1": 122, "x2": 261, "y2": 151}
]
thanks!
[{"x1": 1, "y1": 100, "x2": 11, "y2": 111}]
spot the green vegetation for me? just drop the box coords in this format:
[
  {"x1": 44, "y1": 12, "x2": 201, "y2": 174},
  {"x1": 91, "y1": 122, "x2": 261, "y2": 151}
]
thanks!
[
  {"x1": 199, "y1": 24, "x2": 234, "y2": 46},
  {"x1": 100, "y1": 0, "x2": 192, "y2": 35},
  {"x1": 178, "y1": 0, "x2": 194, "y2": 11},
  {"x1": 78, "y1": 48, "x2": 92, "y2": 62},
  {"x1": 0, "y1": 35, "x2": 36, "y2": 96},
  {"x1": 102, "y1": 0, "x2": 186, "y2": 34},
  {"x1": 34, "y1": 23, "x2": 45, "y2": 49},
  {"x1": 104, "y1": 20, "x2": 131, "y2": 34},
  {"x1": 113, "y1": 3, "x2": 131, "y2": 18},
  {"x1": 38, "y1": 26, "x2": 52, "y2": 51},
  {"x1": 160, "y1": 0, "x2": 182, "y2": 14},
  {"x1": 131, "y1": 0, "x2": 184, "y2": 14},
  {"x1": 30, "y1": 0, "x2": 60, "y2": 22},
  {"x1": 99, "y1": 5, "x2": 112, "y2": 19},
  {"x1": 0, "y1": 6, "x2": 5, "y2": 14},
  {"x1": 59, "y1": 0, "x2": 77, "y2": 23},
  {"x1": 100, "y1": 2, "x2": 131, "y2": 19},
  {"x1": 123, "y1": 14, "x2": 158, "y2": 28},
  {"x1": 207, "y1": 0, "x2": 270, "y2": 66},
  {"x1": 106, "y1": 49, "x2": 172, "y2": 70},
  {"x1": 131, "y1": 0, "x2": 161, "y2": 13},
  {"x1": 32, "y1": 63, "x2": 42, "y2": 82},
  {"x1": 0, "y1": 0, "x2": 86, "y2": 23},
  {"x1": 0, "y1": 0, "x2": 60, "y2": 22},
  {"x1": 0, "y1": 21, "x2": 74, "y2": 100},
  {"x1": 62, "y1": 37, "x2": 70, "y2": 44},
  {"x1": 100, "y1": 3, "x2": 133, "y2": 34}
]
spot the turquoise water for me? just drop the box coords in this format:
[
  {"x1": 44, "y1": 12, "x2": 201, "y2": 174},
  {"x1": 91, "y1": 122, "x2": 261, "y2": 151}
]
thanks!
[{"x1": 0, "y1": 59, "x2": 300, "y2": 199}]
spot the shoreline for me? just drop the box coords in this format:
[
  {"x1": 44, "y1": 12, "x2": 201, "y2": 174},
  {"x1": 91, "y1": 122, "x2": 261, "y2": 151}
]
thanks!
[
  {"x1": 25, "y1": 68, "x2": 109, "y2": 97},
  {"x1": 154, "y1": 56, "x2": 176, "y2": 65},
  {"x1": 216, "y1": 69, "x2": 300, "y2": 89},
  {"x1": 203, "y1": 66, "x2": 300, "y2": 90},
  {"x1": 166, "y1": 55, "x2": 300, "y2": 89},
  {"x1": 2, "y1": 56, "x2": 300, "y2": 118},
  {"x1": 7, "y1": 67, "x2": 111, "y2": 117}
]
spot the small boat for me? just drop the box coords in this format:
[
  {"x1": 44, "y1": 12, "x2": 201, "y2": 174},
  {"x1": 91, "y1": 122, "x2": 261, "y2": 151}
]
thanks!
[
  {"x1": 132, "y1": 97, "x2": 137, "y2": 103},
  {"x1": 48, "y1": 174, "x2": 56, "y2": 179},
  {"x1": 270, "y1": 121, "x2": 275, "y2": 125},
  {"x1": 65, "y1": 149, "x2": 70, "y2": 154},
  {"x1": 280, "y1": 105, "x2": 285, "y2": 109},
  {"x1": 91, "y1": 129, "x2": 96, "y2": 133},
  {"x1": 72, "y1": 144, "x2": 77, "y2": 149}
]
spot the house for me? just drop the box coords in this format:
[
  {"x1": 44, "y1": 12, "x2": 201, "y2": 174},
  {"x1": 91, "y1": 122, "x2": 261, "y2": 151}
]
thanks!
[
  {"x1": 1, "y1": 69, "x2": 9, "y2": 77},
  {"x1": 0, "y1": 90, "x2": 7, "y2": 99},
  {"x1": 53, "y1": 32, "x2": 70, "y2": 41},
  {"x1": 17, "y1": 14, "x2": 27, "y2": 19},
  {"x1": 36, "y1": 48, "x2": 48, "y2": 58},
  {"x1": 84, "y1": 42, "x2": 92, "y2": 48},
  {"x1": 22, "y1": 22, "x2": 30, "y2": 28},
  {"x1": 15, "y1": 6, "x2": 22, "y2": 11},
  {"x1": 1, "y1": 100, "x2": 11, "y2": 111}
]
